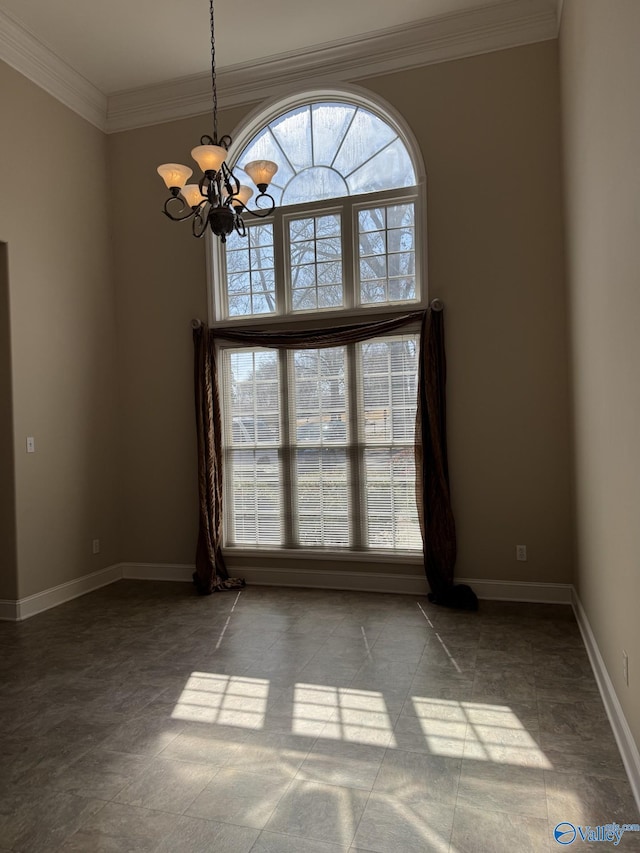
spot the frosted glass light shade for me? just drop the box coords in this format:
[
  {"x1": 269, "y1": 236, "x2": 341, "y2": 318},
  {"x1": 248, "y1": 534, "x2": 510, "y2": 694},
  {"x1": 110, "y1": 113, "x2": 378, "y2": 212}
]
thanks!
[
  {"x1": 182, "y1": 184, "x2": 206, "y2": 208},
  {"x1": 244, "y1": 160, "x2": 278, "y2": 189},
  {"x1": 157, "y1": 163, "x2": 193, "y2": 190},
  {"x1": 191, "y1": 145, "x2": 228, "y2": 173},
  {"x1": 231, "y1": 185, "x2": 254, "y2": 208}
]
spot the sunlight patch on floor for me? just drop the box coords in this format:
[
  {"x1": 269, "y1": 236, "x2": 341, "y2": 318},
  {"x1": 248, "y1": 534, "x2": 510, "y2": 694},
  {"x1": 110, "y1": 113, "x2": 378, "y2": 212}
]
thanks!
[
  {"x1": 171, "y1": 672, "x2": 549, "y2": 768},
  {"x1": 295, "y1": 684, "x2": 397, "y2": 746},
  {"x1": 170, "y1": 672, "x2": 269, "y2": 727},
  {"x1": 408, "y1": 696, "x2": 552, "y2": 768}
]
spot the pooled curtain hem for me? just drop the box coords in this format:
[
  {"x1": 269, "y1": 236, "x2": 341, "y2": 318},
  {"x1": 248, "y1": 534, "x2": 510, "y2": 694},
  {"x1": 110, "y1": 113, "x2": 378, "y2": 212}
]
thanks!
[{"x1": 192, "y1": 571, "x2": 246, "y2": 595}]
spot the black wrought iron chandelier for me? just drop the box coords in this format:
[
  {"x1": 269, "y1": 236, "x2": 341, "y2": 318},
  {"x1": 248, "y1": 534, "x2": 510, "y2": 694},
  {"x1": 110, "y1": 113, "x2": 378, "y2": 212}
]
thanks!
[{"x1": 156, "y1": 0, "x2": 278, "y2": 242}]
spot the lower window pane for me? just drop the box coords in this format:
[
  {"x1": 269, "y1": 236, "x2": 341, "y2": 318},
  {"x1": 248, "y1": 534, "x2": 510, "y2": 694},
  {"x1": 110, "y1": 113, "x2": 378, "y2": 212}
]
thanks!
[
  {"x1": 228, "y1": 451, "x2": 282, "y2": 546},
  {"x1": 363, "y1": 449, "x2": 421, "y2": 551},
  {"x1": 296, "y1": 449, "x2": 349, "y2": 547}
]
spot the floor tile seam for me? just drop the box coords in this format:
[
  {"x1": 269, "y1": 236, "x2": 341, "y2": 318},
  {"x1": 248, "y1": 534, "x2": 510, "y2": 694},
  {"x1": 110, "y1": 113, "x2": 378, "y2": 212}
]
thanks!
[
  {"x1": 540, "y1": 769, "x2": 640, "y2": 836},
  {"x1": 261, "y1": 771, "x2": 355, "y2": 841},
  {"x1": 110, "y1": 779, "x2": 219, "y2": 819},
  {"x1": 365, "y1": 788, "x2": 457, "y2": 851},
  {"x1": 542, "y1": 765, "x2": 561, "y2": 841},
  {"x1": 153, "y1": 745, "x2": 236, "y2": 771},
  {"x1": 28, "y1": 769, "x2": 135, "y2": 806},
  {"x1": 447, "y1": 727, "x2": 465, "y2": 819},
  {"x1": 181, "y1": 807, "x2": 271, "y2": 835},
  {"x1": 293, "y1": 773, "x2": 376, "y2": 794},
  {"x1": 346, "y1": 790, "x2": 374, "y2": 850},
  {"x1": 130, "y1": 749, "x2": 232, "y2": 779},
  {"x1": 362, "y1": 743, "x2": 391, "y2": 811},
  {"x1": 532, "y1": 661, "x2": 600, "y2": 683},
  {"x1": 535, "y1": 712, "x2": 610, "y2": 738},
  {"x1": 449, "y1": 797, "x2": 552, "y2": 839},
  {"x1": 536, "y1": 683, "x2": 606, "y2": 704},
  {"x1": 50, "y1": 795, "x2": 110, "y2": 852},
  {"x1": 454, "y1": 778, "x2": 549, "y2": 822},
  {"x1": 535, "y1": 691, "x2": 601, "y2": 709},
  {"x1": 287, "y1": 774, "x2": 376, "y2": 850},
  {"x1": 542, "y1": 745, "x2": 554, "y2": 851}
]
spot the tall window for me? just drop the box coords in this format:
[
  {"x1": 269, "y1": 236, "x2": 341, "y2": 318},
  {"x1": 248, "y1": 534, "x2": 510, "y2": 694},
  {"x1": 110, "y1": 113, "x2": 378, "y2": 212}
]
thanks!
[{"x1": 213, "y1": 95, "x2": 425, "y2": 554}]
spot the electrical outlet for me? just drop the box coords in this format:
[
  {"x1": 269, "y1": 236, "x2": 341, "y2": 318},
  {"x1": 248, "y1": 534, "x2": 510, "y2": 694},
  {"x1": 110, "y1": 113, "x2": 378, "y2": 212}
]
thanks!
[
  {"x1": 516, "y1": 545, "x2": 527, "y2": 561},
  {"x1": 623, "y1": 650, "x2": 629, "y2": 686},
  {"x1": 92, "y1": 539, "x2": 100, "y2": 555}
]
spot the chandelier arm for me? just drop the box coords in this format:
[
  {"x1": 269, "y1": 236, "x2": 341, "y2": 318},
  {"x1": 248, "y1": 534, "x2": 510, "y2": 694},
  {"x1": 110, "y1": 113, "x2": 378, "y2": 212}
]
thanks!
[
  {"x1": 221, "y1": 161, "x2": 240, "y2": 198},
  {"x1": 242, "y1": 192, "x2": 277, "y2": 219},
  {"x1": 198, "y1": 174, "x2": 210, "y2": 200},
  {"x1": 163, "y1": 195, "x2": 196, "y2": 222},
  {"x1": 234, "y1": 216, "x2": 247, "y2": 238},
  {"x1": 193, "y1": 206, "x2": 209, "y2": 238}
]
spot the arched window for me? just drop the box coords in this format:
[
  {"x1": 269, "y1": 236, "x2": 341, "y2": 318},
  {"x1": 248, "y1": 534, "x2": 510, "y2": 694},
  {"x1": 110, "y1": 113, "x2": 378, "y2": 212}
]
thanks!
[
  {"x1": 212, "y1": 91, "x2": 425, "y2": 321},
  {"x1": 213, "y1": 91, "x2": 426, "y2": 556},
  {"x1": 234, "y1": 101, "x2": 416, "y2": 206}
]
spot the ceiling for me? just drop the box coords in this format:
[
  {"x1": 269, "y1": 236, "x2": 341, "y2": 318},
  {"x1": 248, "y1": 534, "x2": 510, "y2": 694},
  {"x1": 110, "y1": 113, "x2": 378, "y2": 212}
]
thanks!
[{"x1": 0, "y1": 0, "x2": 558, "y2": 95}]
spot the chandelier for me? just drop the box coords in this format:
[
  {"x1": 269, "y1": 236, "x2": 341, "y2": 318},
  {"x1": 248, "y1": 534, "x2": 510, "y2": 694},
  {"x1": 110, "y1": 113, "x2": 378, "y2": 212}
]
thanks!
[{"x1": 156, "y1": 0, "x2": 278, "y2": 242}]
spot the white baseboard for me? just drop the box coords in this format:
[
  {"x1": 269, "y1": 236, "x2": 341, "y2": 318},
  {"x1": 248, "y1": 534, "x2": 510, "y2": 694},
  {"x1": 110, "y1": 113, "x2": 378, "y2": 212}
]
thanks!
[
  {"x1": 242, "y1": 566, "x2": 430, "y2": 595},
  {"x1": 459, "y1": 578, "x2": 573, "y2": 603},
  {"x1": 119, "y1": 562, "x2": 573, "y2": 602},
  {"x1": 122, "y1": 562, "x2": 195, "y2": 582},
  {"x1": 0, "y1": 562, "x2": 574, "y2": 621},
  {"x1": 1, "y1": 565, "x2": 123, "y2": 621},
  {"x1": 572, "y1": 588, "x2": 640, "y2": 814}
]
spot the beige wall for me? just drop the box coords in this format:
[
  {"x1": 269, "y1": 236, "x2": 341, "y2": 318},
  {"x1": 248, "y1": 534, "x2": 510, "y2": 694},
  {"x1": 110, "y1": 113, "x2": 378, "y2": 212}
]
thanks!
[
  {"x1": 0, "y1": 243, "x2": 17, "y2": 599},
  {"x1": 560, "y1": 1, "x2": 640, "y2": 744},
  {"x1": 111, "y1": 41, "x2": 573, "y2": 584},
  {"x1": 0, "y1": 60, "x2": 119, "y2": 598}
]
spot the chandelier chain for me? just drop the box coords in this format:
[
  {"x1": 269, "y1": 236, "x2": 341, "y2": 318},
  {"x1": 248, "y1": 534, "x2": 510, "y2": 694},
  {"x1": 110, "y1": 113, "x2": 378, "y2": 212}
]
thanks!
[
  {"x1": 209, "y1": 0, "x2": 218, "y2": 143},
  {"x1": 157, "y1": 0, "x2": 278, "y2": 240}
]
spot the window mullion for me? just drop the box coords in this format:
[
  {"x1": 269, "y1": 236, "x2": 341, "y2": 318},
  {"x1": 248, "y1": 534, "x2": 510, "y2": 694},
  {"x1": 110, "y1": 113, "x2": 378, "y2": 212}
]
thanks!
[
  {"x1": 219, "y1": 348, "x2": 234, "y2": 546},
  {"x1": 347, "y1": 342, "x2": 363, "y2": 550},
  {"x1": 279, "y1": 349, "x2": 297, "y2": 548},
  {"x1": 273, "y1": 208, "x2": 287, "y2": 315},
  {"x1": 343, "y1": 199, "x2": 354, "y2": 311}
]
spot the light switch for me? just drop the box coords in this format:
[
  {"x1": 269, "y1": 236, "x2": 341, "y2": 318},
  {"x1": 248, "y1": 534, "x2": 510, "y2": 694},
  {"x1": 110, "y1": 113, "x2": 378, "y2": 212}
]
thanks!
[{"x1": 26, "y1": 436, "x2": 35, "y2": 453}]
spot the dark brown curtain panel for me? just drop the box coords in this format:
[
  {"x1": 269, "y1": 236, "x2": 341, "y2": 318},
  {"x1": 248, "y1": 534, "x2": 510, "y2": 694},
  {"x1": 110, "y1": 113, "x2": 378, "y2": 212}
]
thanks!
[
  {"x1": 193, "y1": 324, "x2": 245, "y2": 594},
  {"x1": 416, "y1": 308, "x2": 477, "y2": 610},
  {"x1": 193, "y1": 303, "x2": 475, "y2": 608}
]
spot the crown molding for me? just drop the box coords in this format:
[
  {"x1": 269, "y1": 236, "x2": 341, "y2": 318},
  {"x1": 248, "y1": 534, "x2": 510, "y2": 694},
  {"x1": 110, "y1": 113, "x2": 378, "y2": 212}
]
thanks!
[
  {"x1": 0, "y1": 0, "x2": 556, "y2": 135},
  {"x1": 107, "y1": 0, "x2": 557, "y2": 133},
  {"x1": 0, "y1": 7, "x2": 107, "y2": 131}
]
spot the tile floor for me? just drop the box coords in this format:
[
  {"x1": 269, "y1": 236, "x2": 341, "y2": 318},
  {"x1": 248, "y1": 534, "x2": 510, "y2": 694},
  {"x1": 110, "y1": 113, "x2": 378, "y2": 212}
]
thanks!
[{"x1": 0, "y1": 581, "x2": 638, "y2": 852}]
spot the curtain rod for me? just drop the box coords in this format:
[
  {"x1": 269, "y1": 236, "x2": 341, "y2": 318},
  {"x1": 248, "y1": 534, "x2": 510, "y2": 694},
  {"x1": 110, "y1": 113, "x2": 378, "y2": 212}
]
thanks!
[{"x1": 191, "y1": 300, "x2": 444, "y2": 328}]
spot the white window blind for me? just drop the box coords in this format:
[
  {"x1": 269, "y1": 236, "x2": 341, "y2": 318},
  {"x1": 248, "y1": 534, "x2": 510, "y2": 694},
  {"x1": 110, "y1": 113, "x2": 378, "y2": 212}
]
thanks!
[{"x1": 221, "y1": 335, "x2": 421, "y2": 551}]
